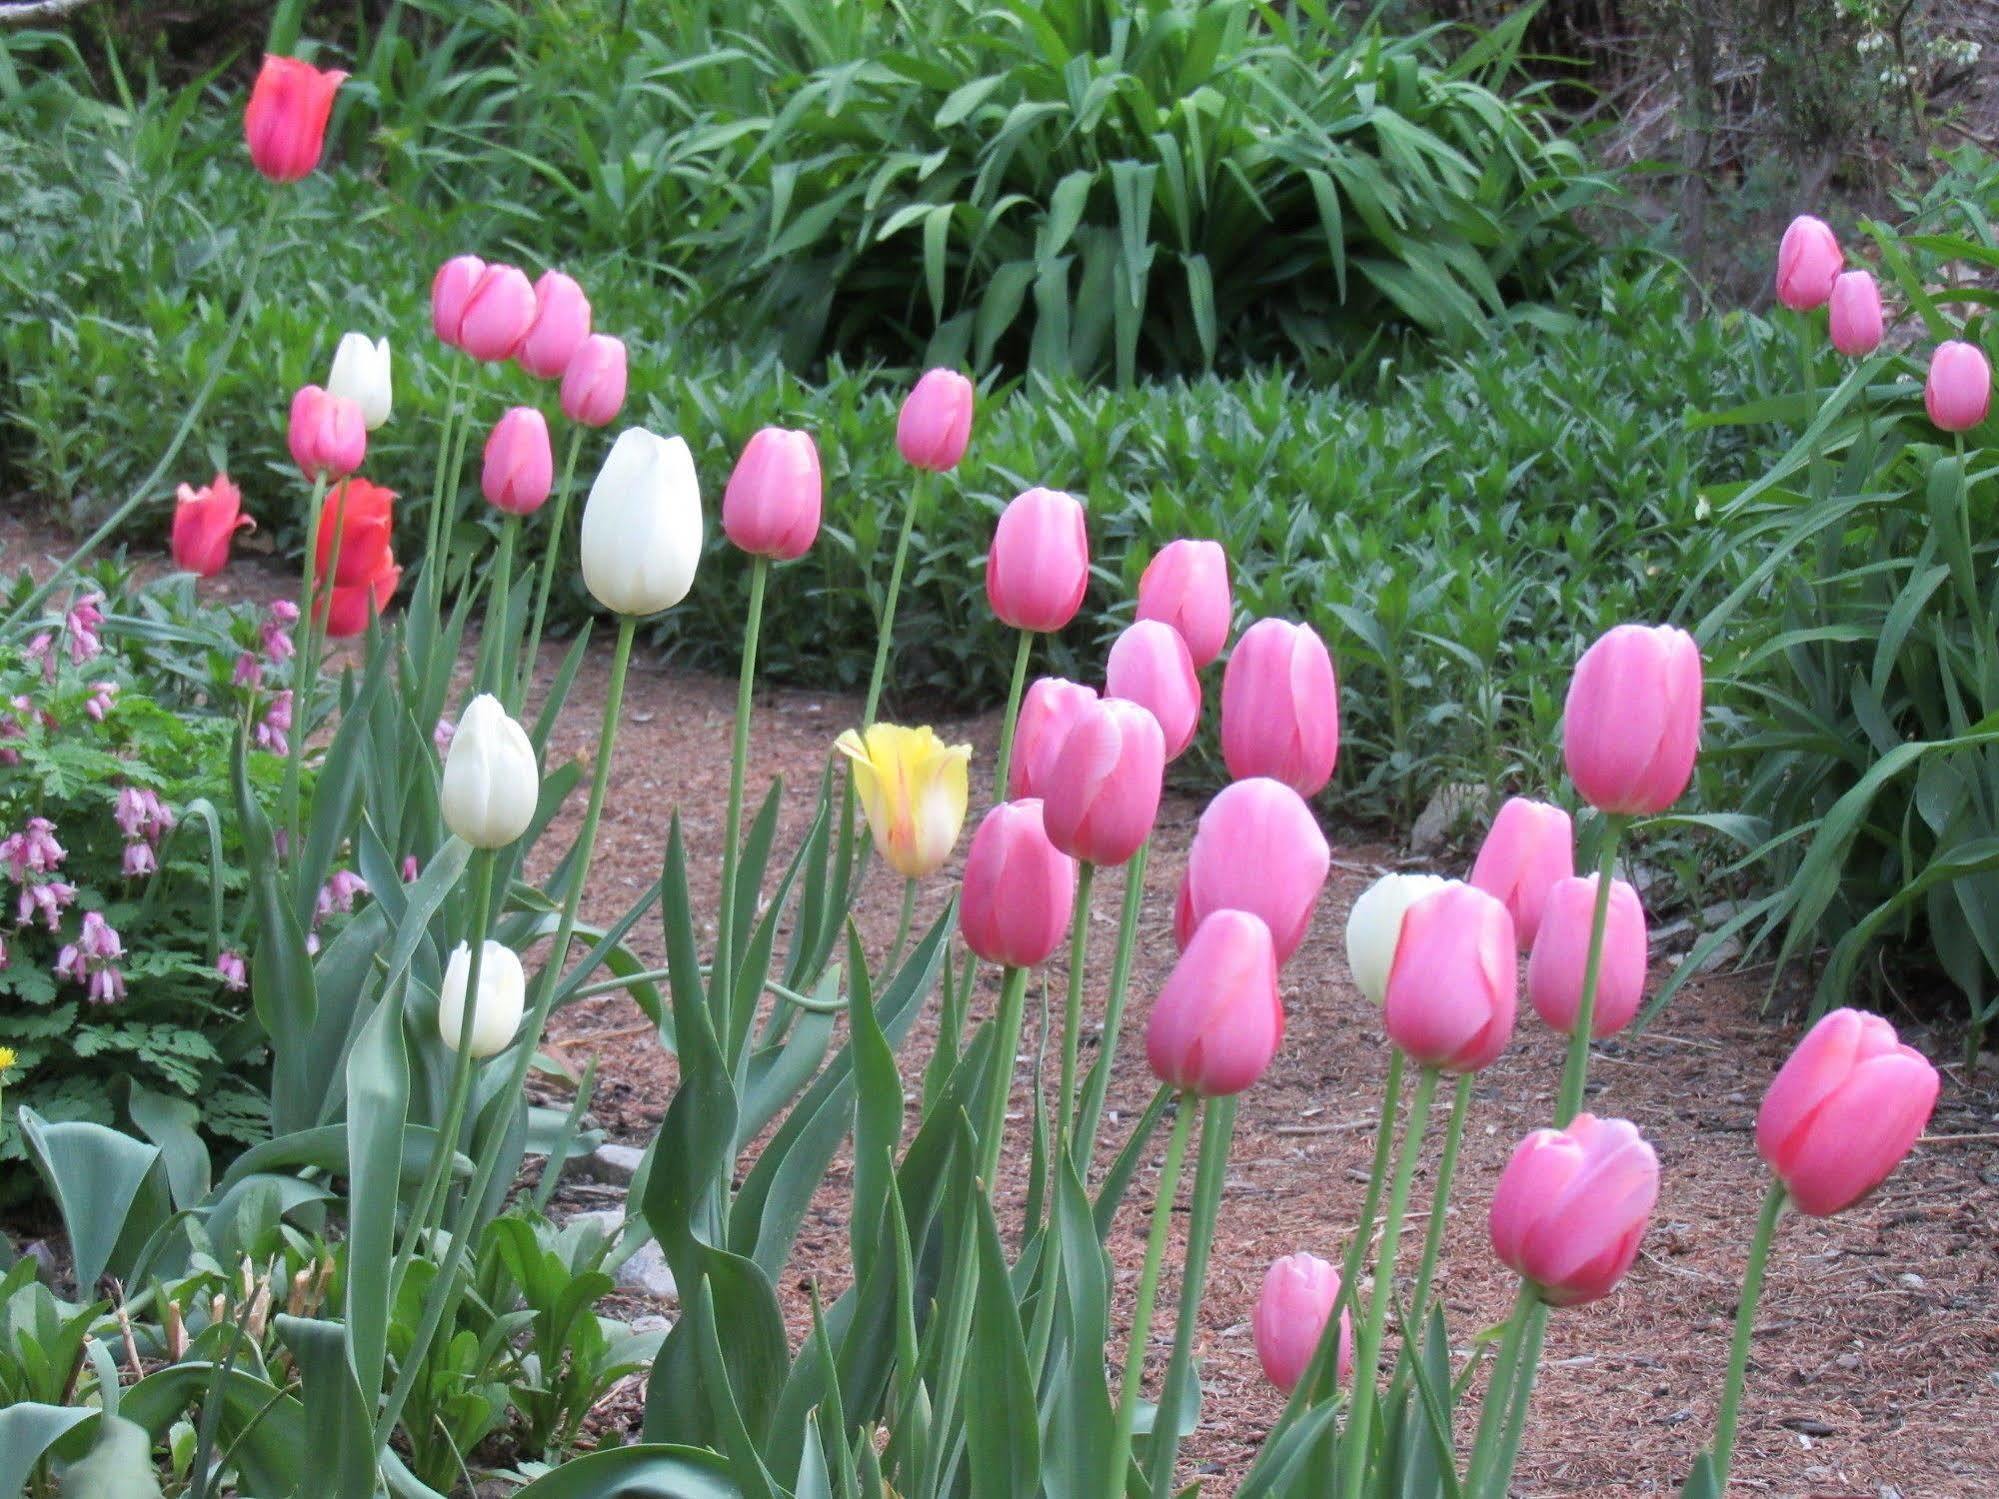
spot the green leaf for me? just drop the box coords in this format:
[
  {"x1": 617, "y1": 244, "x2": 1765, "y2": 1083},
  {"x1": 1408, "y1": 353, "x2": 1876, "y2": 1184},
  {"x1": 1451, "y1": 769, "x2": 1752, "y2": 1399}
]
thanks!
[
  {"x1": 509, "y1": 1443, "x2": 742, "y2": 1497},
  {"x1": 53, "y1": 1414, "x2": 162, "y2": 1498},
  {"x1": 17, "y1": 1109, "x2": 168, "y2": 1291},
  {"x1": 344, "y1": 983, "x2": 412, "y2": 1399},
  {"x1": 276, "y1": 1315, "x2": 378, "y2": 1499},
  {"x1": 0, "y1": 1404, "x2": 97, "y2": 1498}
]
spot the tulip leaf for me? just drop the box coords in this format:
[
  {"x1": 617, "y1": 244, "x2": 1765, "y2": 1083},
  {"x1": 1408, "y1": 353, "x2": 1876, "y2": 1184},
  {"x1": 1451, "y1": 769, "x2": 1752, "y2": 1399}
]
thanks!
[
  {"x1": 17, "y1": 1109, "x2": 169, "y2": 1293},
  {"x1": 1679, "y1": 1451, "x2": 1723, "y2": 1499},
  {"x1": 276, "y1": 1314, "x2": 379, "y2": 1499},
  {"x1": 0, "y1": 1404, "x2": 97, "y2": 1498},
  {"x1": 235, "y1": 729, "x2": 320, "y2": 1134},
  {"x1": 509, "y1": 1445, "x2": 742, "y2": 1498},
  {"x1": 53, "y1": 1414, "x2": 162, "y2": 1498},
  {"x1": 344, "y1": 979, "x2": 412, "y2": 1399},
  {"x1": 295, "y1": 633, "x2": 389, "y2": 932}
]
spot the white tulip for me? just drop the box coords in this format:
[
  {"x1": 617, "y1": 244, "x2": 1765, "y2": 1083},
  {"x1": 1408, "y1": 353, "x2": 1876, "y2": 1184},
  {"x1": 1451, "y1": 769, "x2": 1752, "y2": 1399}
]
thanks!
[
  {"x1": 326, "y1": 332, "x2": 392, "y2": 431},
  {"x1": 1345, "y1": 872, "x2": 1451, "y2": 1006},
  {"x1": 438, "y1": 940, "x2": 526, "y2": 1058},
  {"x1": 579, "y1": 429, "x2": 703, "y2": 616},
  {"x1": 439, "y1": 693, "x2": 539, "y2": 849}
]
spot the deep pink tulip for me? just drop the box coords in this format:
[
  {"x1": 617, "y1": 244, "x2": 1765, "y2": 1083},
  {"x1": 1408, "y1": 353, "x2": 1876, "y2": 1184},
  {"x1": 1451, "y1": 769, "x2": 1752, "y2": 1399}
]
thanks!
[
  {"x1": 1562, "y1": 624, "x2": 1703, "y2": 816},
  {"x1": 453, "y1": 263, "x2": 538, "y2": 362},
  {"x1": 1382, "y1": 882, "x2": 1516, "y2": 1073},
  {"x1": 1925, "y1": 340, "x2": 1992, "y2": 433},
  {"x1": 1527, "y1": 875, "x2": 1647, "y2": 1038},
  {"x1": 1041, "y1": 698, "x2": 1164, "y2": 868},
  {"x1": 1220, "y1": 618, "x2": 1339, "y2": 797},
  {"x1": 1775, "y1": 215, "x2": 1842, "y2": 312},
  {"x1": 481, "y1": 407, "x2": 555, "y2": 515},
  {"x1": 560, "y1": 335, "x2": 628, "y2": 428},
  {"x1": 1175, "y1": 778, "x2": 1329, "y2": 966},
  {"x1": 896, "y1": 368, "x2": 974, "y2": 472},
  {"x1": 287, "y1": 385, "x2": 366, "y2": 480},
  {"x1": 1146, "y1": 909, "x2": 1284, "y2": 1097},
  {"x1": 986, "y1": 487, "x2": 1089, "y2": 633},
  {"x1": 1757, "y1": 1008, "x2": 1939, "y2": 1217},
  {"x1": 1106, "y1": 619, "x2": 1201, "y2": 760},
  {"x1": 723, "y1": 426, "x2": 822, "y2": 561},
  {"x1": 1469, "y1": 796, "x2": 1575, "y2": 950},
  {"x1": 1828, "y1": 270, "x2": 1883, "y2": 357},
  {"x1": 1489, "y1": 1114, "x2": 1659, "y2": 1307},
  {"x1": 960, "y1": 800, "x2": 1078, "y2": 969},
  {"x1": 243, "y1": 55, "x2": 345, "y2": 182},
  {"x1": 432, "y1": 255, "x2": 487, "y2": 346},
  {"x1": 1137, "y1": 539, "x2": 1232, "y2": 668},
  {"x1": 1254, "y1": 1253, "x2": 1353, "y2": 1393},
  {"x1": 517, "y1": 270, "x2": 593, "y2": 379},
  {"x1": 1009, "y1": 677, "x2": 1097, "y2": 800}
]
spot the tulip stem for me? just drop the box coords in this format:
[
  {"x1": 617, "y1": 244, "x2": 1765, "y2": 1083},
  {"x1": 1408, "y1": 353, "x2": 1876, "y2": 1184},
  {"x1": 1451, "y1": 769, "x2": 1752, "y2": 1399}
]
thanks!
[
  {"x1": 484, "y1": 514, "x2": 519, "y2": 704},
  {"x1": 1553, "y1": 814, "x2": 1626, "y2": 1128},
  {"x1": 4, "y1": 192, "x2": 282, "y2": 636},
  {"x1": 1407, "y1": 1070, "x2": 1472, "y2": 1338},
  {"x1": 1484, "y1": 1294, "x2": 1549, "y2": 1499},
  {"x1": 1466, "y1": 1279, "x2": 1538, "y2": 1498},
  {"x1": 422, "y1": 357, "x2": 464, "y2": 618},
  {"x1": 1145, "y1": 1094, "x2": 1236, "y2": 1497},
  {"x1": 1341, "y1": 1064, "x2": 1440, "y2": 1496},
  {"x1": 373, "y1": 614, "x2": 635, "y2": 1463},
  {"x1": 862, "y1": 470, "x2": 923, "y2": 731},
  {"x1": 1106, "y1": 1091, "x2": 1200, "y2": 1499},
  {"x1": 992, "y1": 627, "x2": 1034, "y2": 800},
  {"x1": 716, "y1": 555, "x2": 769, "y2": 1016},
  {"x1": 887, "y1": 876, "x2": 917, "y2": 974},
  {"x1": 1073, "y1": 839, "x2": 1148, "y2": 1161},
  {"x1": 1053, "y1": 861, "x2": 1096, "y2": 1174},
  {"x1": 1343, "y1": 1047, "x2": 1406, "y2": 1296},
  {"x1": 1713, "y1": 1181, "x2": 1787, "y2": 1489},
  {"x1": 518, "y1": 423, "x2": 586, "y2": 705},
  {"x1": 283, "y1": 470, "x2": 331, "y2": 848}
]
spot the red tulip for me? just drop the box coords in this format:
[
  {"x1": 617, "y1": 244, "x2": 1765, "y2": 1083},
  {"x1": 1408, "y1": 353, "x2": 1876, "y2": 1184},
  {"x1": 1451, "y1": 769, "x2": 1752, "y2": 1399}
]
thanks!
[
  {"x1": 171, "y1": 473, "x2": 251, "y2": 577},
  {"x1": 1175, "y1": 778, "x2": 1329, "y2": 966},
  {"x1": 1382, "y1": 882, "x2": 1516, "y2": 1073},
  {"x1": 1775, "y1": 215, "x2": 1841, "y2": 312},
  {"x1": 517, "y1": 270, "x2": 593, "y2": 379},
  {"x1": 560, "y1": 335, "x2": 629, "y2": 428},
  {"x1": 1489, "y1": 1114, "x2": 1658, "y2": 1306},
  {"x1": 722, "y1": 427, "x2": 822, "y2": 561},
  {"x1": 1137, "y1": 539, "x2": 1232, "y2": 668},
  {"x1": 1757, "y1": 1008, "x2": 1939, "y2": 1217},
  {"x1": 322, "y1": 565, "x2": 403, "y2": 639},
  {"x1": 1146, "y1": 909, "x2": 1284, "y2": 1097},
  {"x1": 896, "y1": 368, "x2": 974, "y2": 472},
  {"x1": 1562, "y1": 624, "x2": 1702, "y2": 816},
  {"x1": 482, "y1": 407, "x2": 555, "y2": 516},
  {"x1": 1040, "y1": 697, "x2": 1164, "y2": 868},
  {"x1": 287, "y1": 385, "x2": 366, "y2": 480},
  {"x1": 960, "y1": 800, "x2": 1078, "y2": 969},
  {"x1": 1254, "y1": 1253, "x2": 1352, "y2": 1393},
  {"x1": 1925, "y1": 340, "x2": 1992, "y2": 433},
  {"x1": 1220, "y1": 618, "x2": 1339, "y2": 797},
  {"x1": 1827, "y1": 270, "x2": 1883, "y2": 357},
  {"x1": 1009, "y1": 677, "x2": 1097, "y2": 801},
  {"x1": 1468, "y1": 796, "x2": 1574, "y2": 950},
  {"x1": 1106, "y1": 619, "x2": 1201, "y2": 760},
  {"x1": 314, "y1": 477, "x2": 396, "y2": 588},
  {"x1": 1527, "y1": 875, "x2": 1647, "y2": 1038},
  {"x1": 243, "y1": 55, "x2": 346, "y2": 183},
  {"x1": 986, "y1": 487, "x2": 1089, "y2": 633}
]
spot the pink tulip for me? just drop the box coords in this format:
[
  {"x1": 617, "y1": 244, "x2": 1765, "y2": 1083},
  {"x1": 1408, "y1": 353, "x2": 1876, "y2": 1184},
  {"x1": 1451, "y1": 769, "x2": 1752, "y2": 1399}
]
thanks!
[
  {"x1": 432, "y1": 255, "x2": 487, "y2": 346},
  {"x1": 1382, "y1": 882, "x2": 1516, "y2": 1073},
  {"x1": 1137, "y1": 539, "x2": 1232, "y2": 668},
  {"x1": 1254, "y1": 1253, "x2": 1353, "y2": 1393},
  {"x1": 1175, "y1": 778, "x2": 1329, "y2": 966},
  {"x1": 1009, "y1": 677, "x2": 1097, "y2": 800},
  {"x1": 1106, "y1": 619, "x2": 1201, "y2": 760},
  {"x1": 517, "y1": 270, "x2": 593, "y2": 379},
  {"x1": 1827, "y1": 271, "x2": 1883, "y2": 357},
  {"x1": 1775, "y1": 215, "x2": 1842, "y2": 312},
  {"x1": 896, "y1": 368, "x2": 975, "y2": 472},
  {"x1": 1220, "y1": 618, "x2": 1339, "y2": 797},
  {"x1": 1527, "y1": 875, "x2": 1647, "y2": 1038},
  {"x1": 1489, "y1": 1114, "x2": 1658, "y2": 1306},
  {"x1": 1041, "y1": 698, "x2": 1164, "y2": 868},
  {"x1": 560, "y1": 335, "x2": 628, "y2": 428},
  {"x1": 171, "y1": 472, "x2": 251, "y2": 578},
  {"x1": 723, "y1": 426, "x2": 822, "y2": 561},
  {"x1": 986, "y1": 487, "x2": 1089, "y2": 633},
  {"x1": 960, "y1": 800, "x2": 1078, "y2": 969},
  {"x1": 287, "y1": 385, "x2": 366, "y2": 480},
  {"x1": 1562, "y1": 624, "x2": 1703, "y2": 816},
  {"x1": 1757, "y1": 1008, "x2": 1939, "y2": 1217},
  {"x1": 1468, "y1": 797, "x2": 1574, "y2": 950},
  {"x1": 453, "y1": 263, "x2": 537, "y2": 362},
  {"x1": 243, "y1": 55, "x2": 346, "y2": 183},
  {"x1": 1146, "y1": 909, "x2": 1284, "y2": 1097},
  {"x1": 1925, "y1": 340, "x2": 1992, "y2": 433},
  {"x1": 481, "y1": 407, "x2": 555, "y2": 515}
]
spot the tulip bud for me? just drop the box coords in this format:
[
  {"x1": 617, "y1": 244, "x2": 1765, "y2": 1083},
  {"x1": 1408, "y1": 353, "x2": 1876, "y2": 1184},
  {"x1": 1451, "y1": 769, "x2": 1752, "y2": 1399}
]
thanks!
[
  {"x1": 1827, "y1": 271, "x2": 1882, "y2": 358},
  {"x1": 1562, "y1": 624, "x2": 1703, "y2": 816},
  {"x1": 1009, "y1": 677, "x2": 1097, "y2": 800},
  {"x1": 171, "y1": 473, "x2": 251, "y2": 578},
  {"x1": 326, "y1": 332, "x2": 392, "y2": 430},
  {"x1": 1176, "y1": 778, "x2": 1329, "y2": 966},
  {"x1": 517, "y1": 270, "x2": 593, "y2": 379},
  {"x1": 1775, "y1": 215, "x2": 1842, "y2": 312},
  {"x1": 1220, "y1": 618, "x2": 1339, "y2": 797},
  {"x1": 1137, "y1": 538, "x2": 1232, "y2": 668},
  {"x1": 1106, "y1": 619, "x2": 1201, "y2": 760},
  {"x1": 579, "y1": 429, "x2": 703, "y2": 615},
  {"x1": 438, "y1": 940, "x2": 527, "y2": 1058},
  {"x1": 1344, "y1": 872, "x2": 1448, "y2": 1006},
  {"x1": 561, "y1": 334, "x2": 629, "y2": 428},
  {"x1": 1757, "y1": 1008, "x2": 1939, "y2": 1217},
  {"x1": 723, "y1": 426, "x2": 823, "y2": 561},
  {"x1": 454, "y1": 263, "x2": 538, "y2": 362},
  {"x1": 1489, "y1": 1114, "x2": 1658, "y2": 1306},
  {"x1": 439, "y1": 693, "x2": 539, "y2": 849},
  {"x1": 287, "y1": 385, "x2": 366, "y2": 480},
  {"x1": 986, "y1": 487, "x2": 1090, "y2": 634},
  {"x1": 1527, "y1": 874, "x2": 1647, "y2": 1038},
  {"x1": 1382, "y1": 881, "x2": 1516, "y2": 1073},
  {"x1": 835, "y1": 724, "x2": 972, "y2": 880},
  {"x1": 1925, "y1": 340, "x2": 1992, "y2": 433},
  {"x1": 896, "y1": 368, "x2": 975, "y2": 472},
  {"x1": 482, "y1": 407, "x2": 555, "y2": 516},
  {"x1": 1254, "y1": 1253, "x2": 1353, "y2": 1393},
  {"x1": 960, "y1": 800, "x2": 1078, "y2": 968},
  {"x1": 243, "y1": 54, "x2": 346, "y2": 182},
  {"x1": 1146, "y1": 909, "x2": 1284, "y2": 1097},
  {"x1": 1041, "y1": 698, "x2": 1164, "y2": 868},
  {"x1": 1468, "y1": 797, "x2": 1574, "y2": 950},
  {"x1": 432, "y1": 255, "x2": 487, "y2": 346}
]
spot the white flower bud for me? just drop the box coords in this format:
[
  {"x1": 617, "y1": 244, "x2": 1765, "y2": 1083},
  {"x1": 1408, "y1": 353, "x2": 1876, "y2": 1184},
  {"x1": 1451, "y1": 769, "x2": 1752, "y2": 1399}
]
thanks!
[
  {"x1": 438, "y1": 940, "x2": 526, "y2": 1058},
  {"x1": 579, "y1": 429, "x2": 703, "y2": 616},
  {"x1": 439, "y1": 693, "x2": 538, "y2": 849},
  {"x1": 1345, "y1": 872, "x2": 1451, "y2": 1006},
  {"x1": 326, "y1": 332, "x2": 392, "y2": 431}
]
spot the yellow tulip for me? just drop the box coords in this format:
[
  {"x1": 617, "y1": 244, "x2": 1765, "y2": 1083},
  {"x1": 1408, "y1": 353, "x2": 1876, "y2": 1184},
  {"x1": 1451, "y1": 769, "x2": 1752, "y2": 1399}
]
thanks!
[{"x1": 835, "y1": 724, "x2": 972, "y2": 879}]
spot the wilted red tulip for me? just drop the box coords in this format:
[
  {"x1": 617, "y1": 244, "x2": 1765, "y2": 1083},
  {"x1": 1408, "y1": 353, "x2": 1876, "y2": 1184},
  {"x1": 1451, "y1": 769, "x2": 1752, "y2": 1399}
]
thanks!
[
  {"x1": 722, "y1": 426, "x2": 822, "y2": 561},
  {"x1": 1137, "y1": 538, "x2": 1232, "y2": 668},
  {"x1": 1175, "y1": 777, "x2": 1329, "y2": 966},
  {"x1": 896, "y1": 368, "x2": 974, "y2": 472},
  {"x1": 1146, "y1": 908, "x2": 1284, "y2": 1097},
  {"x1": 243, "y1": 55, "x2": 345, "y2": 182},
  {"x1": 517, "y1": 270, "x2": 593, "y2": 379},
  {"x1": 1757, "y1": 1008, "x2": 1939, "y2": 1217},
  {"x1": 288, "y1": 385, "x2": 366, "y2": 480},
  {"x1": 1040, "y1": 697, "x2": 1164, "y2": 868},
  {"x1": 1925, "y1": 340, "x2": 1992, "y2": 433},
  {"x1": 482, "y1": 407, "x2": 555, "y2": 515},
  {"x1": 960, "y1": 800, "x2": 1078, "y2": 969},
  {"x1": 560, "y1": 334, "x2": 628, "y2": 428},
  {"x1": 1254, "y1": 1253, "x2": 1353, "y2": 1393},
  {"x1": 1489, "y1": 1114, "x2": 1658, "y2": 1306},
  {"x1": 1562, "y1": 624, "x2": 1702, "y2": 816},
  {"x1": 171, "y1": 473, "x2": 251, "y2": 577},
  {"x1": 1220, "y1": 618, "x2": 1339, "y2": 797},
  {"x1": 1469, "y1": 796, "x2": 1574, "y2": 950},
  {"x1": 1527, "y1": 874, "x2": 1647, "y2": 1038},
  {"x1": 1827, "y1": 270, "x2": 1883, "y2": 357},
  {"x1": 1106, "y1": 619, "x2": 1201, "y2": 760},
  {"x1": 986, "y1": 487, "x2": 1089, "y2": 633},
  {"x1": 1009, "y1": 677, "x2": 1097, "y2": 800},
  {"x1": 1382, "y1": 881, "x2": 1516, "y2": 1073},
  {"x1": 1775, "y1": 215, "x2": 1841, "y2": 311}
]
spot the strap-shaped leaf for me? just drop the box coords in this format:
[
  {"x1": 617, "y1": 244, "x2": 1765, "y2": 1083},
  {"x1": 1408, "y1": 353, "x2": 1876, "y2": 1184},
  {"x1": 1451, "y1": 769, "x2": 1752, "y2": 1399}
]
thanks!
[{"x1": 17, "y1": 1110, "x2": 167, "y2": 1292}]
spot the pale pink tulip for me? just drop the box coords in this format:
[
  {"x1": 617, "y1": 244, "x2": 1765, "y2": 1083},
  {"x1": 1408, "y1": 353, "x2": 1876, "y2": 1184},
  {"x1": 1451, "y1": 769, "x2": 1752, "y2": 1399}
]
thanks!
[
  {"x1": 1009, "y1": 677, "x2": 1097, "y2": 800},
  {"x1": 517, "y1": 270, "x2": 593, "y2": 379},
  {"x1": 723, "y1": 427, "x2": 822, "y2": 561},
  {"x1": 1175, "y1": 778, "x2": 1329, "y2": 966},
  {"x1": 560, "y1": 335, "x2": 628, "y2": 428},
  {"x1": 1382, "y1": 881, "x2": 1516, "y2": 1073},
  {"x1": 1925, "y1": 340, "x2": 1992, "y2": 433},
  {"x1": 1828, "y1": 270, "x2": 1883, "y2": 357},
  {"x1": 896, "y1": 368, "x2": 975, "y2": 472},
  {"x1": 481, "y1": 407, "x2": 554, "y2": 515},
  {"x1": 1775, "y1": 215, "x2": 1841, "y2": 311},
  {"x1": 1527, "y1": 875, "x2": 1648, "y2": 1038},
  {"x1": 1137, "y1": 539, "x2": 1232, "y2": 668},
  {"x1": 1562, "y1": 624, "x2": 1702, "y2": 816},
  {"x1": 1106, "y1": 619, "x2": 1201, "y2": 760},
  {"x1": 1146, "y1": 909, "x2": 1284, "y2": 1097},
  {"x1": 1468, "y1": 796, "x2": 1574, "y2": 950},
  {"x1": 1220, "y1": 618, "x2": 1339, "y2": 797},
  {"x1": 1041, "y1": 698, "x2": 1164, "y2": 868},
  {"x1": 986, "y1": 487, "x2": 1089, "y2": 633},
  {"x1": 287, "y1": 385, "x2": 366, "y2": 480},
  {"x1": 1254, "y1": 1253, "x2": 1352, "y2": 1393},
  {"x1": 1489, "y1": 1114, "x2": 1658, "y2": 1306},
  {"x1": 960, "y1": 800, "x2": 1078, "y2": 969}
]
